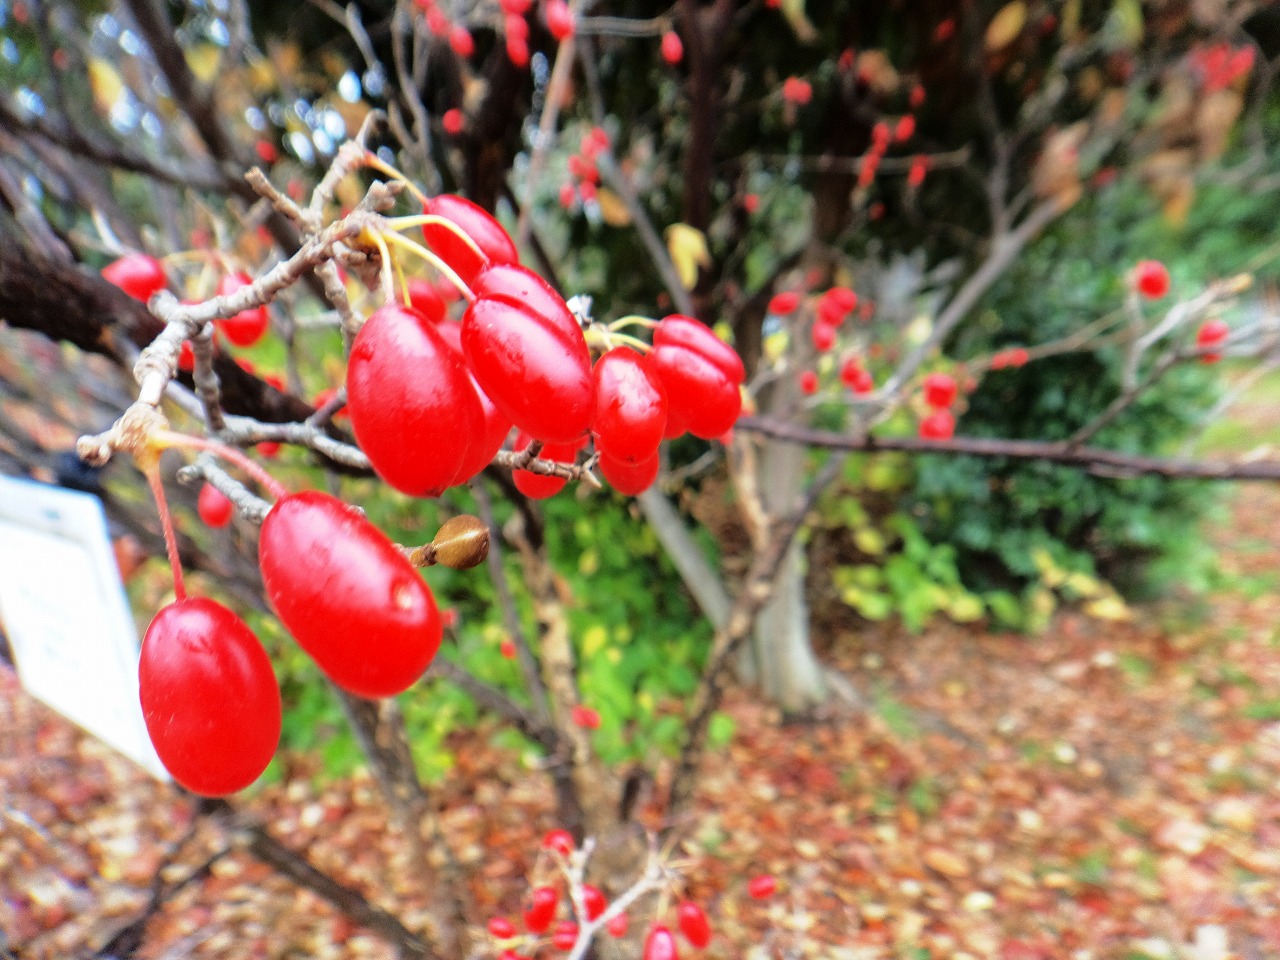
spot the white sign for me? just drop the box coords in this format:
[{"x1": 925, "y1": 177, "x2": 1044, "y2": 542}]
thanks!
[{"x1": 0, "y1": 475, "x2": 168, "y2": 780}]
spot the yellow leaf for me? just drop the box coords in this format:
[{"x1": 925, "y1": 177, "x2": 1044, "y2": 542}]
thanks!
[
  {"x1": 88, "y1": 58, "x2": 125, "y2": 115},
  {"x1": 665, "y1": 223, "x2": 711, "y2": 289},
  {"x1": 1085, "y1": 593, "x2": 1131, "y2": 621},
  {"x1": 985, "y1": 2, "x2": 1027, "y2": 52},
  {"x1": 854, "y1": 528, "x2": 885, "y2": 556},
  {"x1": 949, "y1": 594, "x2": 985, "y2": 623},
  {"x1": 185, "y1": 43, "x2": 221, "y2": 84},
  {"x1": 1063, "y1": 570, "x2": 1101, "y2": 598},
  {"x1": 595, "y1": 188, "x2": 632, "y2": 227}
]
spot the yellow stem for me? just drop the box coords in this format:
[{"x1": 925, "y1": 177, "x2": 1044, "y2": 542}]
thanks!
[
  {"x1": 382, "y1": 231, "x2": 476, "y2": 302},
  {"x1": 385, "y1": 214, "x2": 490, "y2": 266},
  {"x1": 363, "y1": 151, "x2": 430, "y2": 206}
]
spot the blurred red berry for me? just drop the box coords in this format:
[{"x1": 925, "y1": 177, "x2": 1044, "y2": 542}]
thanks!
[
  {"x1": 1133, "y1": 260, "x2": 1170, "y2": 299},
  {"x1": 661, "y1": 31, "x2": 683, "y2": 65},
  {"x1": 747, "y1": 874, "x2": 777, "y2": 899}
]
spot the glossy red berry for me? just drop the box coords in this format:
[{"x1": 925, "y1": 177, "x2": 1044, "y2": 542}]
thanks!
[
  {"x1": 746, "y1": 874, "x2": 777, "y2": 899},
  {"x1": 524, "y1": 886, "x2": 559, "y2": 933},
  {"x1": 442, "y1": 108, "x2": 464, "y2": 135},
  {"x1": 259, "y1": 491, "x2": 442, "y2": 698},
  {"x1": 676, "y1": 902, "x2": 712, "y2": 949},
  {"x1": 545, "y1": 0, "x2": 574, "y2": 39},
  {"x1": 489, "y1": 917, "x2": 517, "y2": 939},
  {"x1": 1197, "y1": 318, "x2": 1229, "y2": 363},
  {"x1": 653, "y1": 315, "x2": 746, "y2": 384},
  {"x1": 422, "y1": 194, "x2": 519, "y2": 285},
  {"x1": 512, "y1": 432, "x2": 580, "y2": 499},
  {"x1": 812, "y1": 322, "x2": 836, "y2": 352},
  {"x1": 599, "y1": 450, "x2": 660, "y2": 496},
  {"x1": 139, "y1": 598, "x2": 280, "y2": 796},
  {"x1": 581, "y1": 885, "x2": 607, "y2": 922},
  {"x1": 660, "y1": 30, "x2": 683, "y2": 65},
  {"x1": 197, "y1": 483, "x2": 234, "y2": 528},
  {"x1": 571, "y1": 704, "x2": 601, "y2": 728},
  {"x1": 922, "y1": 372, "x2": 957, "y2": 409},
  {"x1": 543, "y1": 829, "x2": 575, "y2": 857},
  {"x1": 347, "y1": 304, "x2": 484, "y2": 496},
  {"x1": 895, "y1": 114, "x2": 916, "y2": 141},
  {"x1": 593, "y1": 348, "x2": 668, "y2": 464},
  {"x1": 818, "y1": 287, "x2": 857, "y2": 324},
  {"x1": 507, "y1": 33, "x2": 531, "y2": 67},
  {"x1": 462, "y1": 293, "x2": 595, "y2": 444},
  {"x1": 449, "y1": 25, "x2": 475, "y2": 57},
  {"x1": 918, "y1": 409, "x2": 956, "y2": 441},
  {"x1": 606, "y1": 913, "x2": 630, "y2": 937},
  {"x1": 768, "y1": 291, "x2": 801, "y2": 315},
  {"x1": 798, "y1": 370, "x2": 819, "y2": 394},
  {"x1": 551, "y1": 921, "x2": 579, "y2": 950},
  {"x1": 1134, "y1": 260, "x2": 1170, "y2": 299},
  {"x1": 215, "y1": 272, "x2": 271, "y2": 347},
  {"x1": 102, "y1": 253, "x2": 167, "y2": 302},
  {"x1": 644, "y1": 925, "x2": 679, "y2": 960},
  {"x1": 782, "y1": 76, "x2": 812, "y2": 105}
]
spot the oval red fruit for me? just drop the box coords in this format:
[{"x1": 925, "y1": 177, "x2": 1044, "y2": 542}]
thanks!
[
  {"x1": 462, "y1": 297, "x2": 595, "y2": 444},
  {"x1": 197, "y1": 483, "x2": 234, "y2": 528},
  {"x1": 215, "y1": 272, "x2": 271, "y2": 347},
  {"x1": 648, "y1": 346, "x2": 741, "y2": 440},
  {"x1": 644, "y1": 925, "x2": 679, "y2": 960},
  {"x1": 545, "y1": 0, "x2": 574, "y2": 39},
  {"x1": 593, "y1": 348, "x2": 668, "y2": 464},
  {"x1": 543, "y1": 829, "x2": 574, "y2": 856},
  {"x1": 423, "y1": 194, "x2": 519, "y2": 285},
  {"x1": 676, "y1": 902, "x2": 712, "y2": 949},
  {"x1": 103, "y1": 253, "x2": 167, "y2": 302},
  {"x1": 139, "y1": 598, "x2": 280, "y2": 796},
  {"x1": 606, "y1": 913, "x2": 630, "y2": 937},
  {"x1": 660, "y1": 30, "x2": 683, "y2": 65},
  {"x1": 1134, "y1": 260, "x2": 1170, "y2": 299},
  {"x1": 551, "y1": 921, "x2": 579, "y2": 950},
  {"x1": 798, "y1": 370, "x2": 819, "y2": 394},
  {"x1": 767, "y1": 291, "x2": 801, "y2": 316},
  {"x1": 347, "y1": 304, "x2": 484, "y2": 496},
  {"x1": 918, "y1": 409, "x2": 956, "y2": 441},
  {"x1": 582, "y1": 885, "x2": 607, "y2": 922},
  {"x1": 472, "y1": 264, "x2": 581, "y2": 341},
  {"x1": 747, "y1": 874, "x2": 777, "y2": 899},
  {"x1": 599, "y1": 451, "x2": 659, "y2": 496},
  {"x1": 653, "y1": 315, "x2": 745, "y2": 384},
  {"x1": 922, "y1": 372, "x2": 957, "y2": 409},
  {"x1": 512, "y1": 432, "x2": 580, "y2": 499},
  {"x1": 259, "y1": 491, "x2": 442, "y2": 697},
  {"x1": 523, "y1": 886, "x2": 558, "y2": 933},
  {"x1": 1196, "y1": 318, "x2": 1229, "y2": 364},
  {"x1": 488, "y1": 917, "x2": 517, "y2": 939}
]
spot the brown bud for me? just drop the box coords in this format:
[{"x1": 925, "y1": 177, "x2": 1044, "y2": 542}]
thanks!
[{"x1": 430, "y1": 515, "x2": 489, "y2": 570}]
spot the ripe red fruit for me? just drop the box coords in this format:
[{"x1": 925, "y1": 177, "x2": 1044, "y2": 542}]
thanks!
[
  {"x1": 676, "y1": 902, "x2": 712, "y2": 949},
  {"x1": 782, "y1": 76, "x2": 812, "y2": 105},
  {"x1": 442, "y1": 108, "x2": 464, "y2": 135},
  {"x1": 524, "y1": 886, "x2": 559, "y2": 933},
  {"x1": 311, "y1": 387, "x2": 349, "y2": 422},
  {"x1": 871, "y1": 121, "x2": 890, "y2": 149},
  {"x1": 644, "y1": 925, "x2": 679, "y2": 960},
  {"x1": 910, "y1": 84, "x2": 926, "y2": 108},
  {"x1": 545, "y1": 0, "x2": 574, "y2": 39},
  {"x1": 606, "y1": 913, "x2": 630, "y2": 937},
  {"x1": 543, "y1": 829, "x2": 575, "y2": 856},
  {"x1": 918, "y1": 409, "x2": 956, "y2": 441},
  {"x1": 551, "y1": 921, "x2": 579, "y2": 950},
  {"x1": 652, "y1": 315, "x2": 746, "y2": 384},
  {"x1": 462, "y1": 286, "x2": 595, "y2": 444},
  {"x1": 506, "y1": 33, "x2": 530, "y2": 67},
  {"x1": 840, "y1": 360, "x2": 874, "y2": 395},
  {"x1": 512, "y1": 432, "x2": 580, "y2": 499},
  {"x1": 798, "y1": 370, "x2": 819, "y2": 394},
  {"x1": 347, "y1": 304, "x2": 484, "y2": 496},
  {"x1": 593, "y1": 348, "x2": 668, "y2": 464},
  {"x1": 500, "y1": 638, "x2": 517, "y2": 658},
  {"x1": 403, "y1": 277, "x2": 449, "y2": 321},
  {"x1": 660, "y1": 30, "x2": 683, "y2": 65},
  {"x1": 818, "y1": 286, "x2": 857, "y2": 324},
  {"x1": 259, "y1": 491, "x2": 442, "y2": 698},
  {"x1": 907, "y1": 155, "x2": 928, "y2": 189},
  {"x1": 581, "y1": 885, "x2": 607, "y2": 922},
  {"x1": 649, "y1": 315, "x2": 744, "y2": 440},
  {"x1": 500, "y1": 0, "x2": 531, "y2": 14},
  {"x1": 139, "y1": 598, "x2": 280, "y2": 796},
  {"x1": 922, "y1": 372, "x2": 957, "y2": 409},
  {"x1": 489, "y1": 917, "x2": 517, "y2": 939},
  {"x1": 1196, "y1": 318, "x2": 1229, "y2": 363},
  {"x1": 215, "y1": 272, "x2": 271, "y2": 347},
  {"x1": 746, "y1": 874, "x2": 777, "y2": 899},
  {"x1": 449, "y1": 25, "x2": 475, "y2": 57},
  {"x1": 102, "y1": 253, "x2": 167, "y2": 302},
  {"x1": 422, "y1": 194, "x2": 519, "y2": 285},
  {"x1": 1133, "y1": 260, "x2": 1170, "y2": 299},
  {"x1": 599, "y1": 450, "x2": 660, "y2": 496},
  {"x1": 768, "y1": 291, "x2": 801, "y2": 315},
  {"x1": 895, "y1": 115, "x2": 916, "y2": 141},
  {"x1": 197, "y1": 483, "x2": 234, "y2": 528},
  {"x1": 812, "y1": 322, "x2": 836, "y2": 352},
  {"x1": 571, "y1": 704, "x2": 601, "y2": 729}
]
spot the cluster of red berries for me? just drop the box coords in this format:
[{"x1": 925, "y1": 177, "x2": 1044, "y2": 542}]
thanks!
[
  {"x1": 1196, "y1": 318, "x2": 1229, "y2": 364},
  {"x1": 917, "y1": 372, "x2": 957, "y2": 441},
  {"x1": 989, "y1": 346, "x2": 1030, "y2": 370},
  {"x1": 348, "y1": 193, "x2": 742, "y2": 500},
  {"x1": 769, "y1": 287, "x2": 876, "y2": 398},
  {"x1": 1189, "y1": 42, "x2": 1255, "y2": 93},
  {"x1": 560, "y1": 127, "x2": 610, "y2": 210}
]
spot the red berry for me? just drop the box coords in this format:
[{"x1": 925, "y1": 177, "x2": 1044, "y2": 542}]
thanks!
[
  {"x1": 840, "y1": 361, "x2": 874, "y2": 395},
  {"x1": 922, "y1": 372, "x2": 957, "y2": 409},
  {"x1": 442, "y1": 108, "x2": 464, "y2": 135},
  {"x1": 811, "y1": 322, "x2": 836, "y2": 352},
  {"x1": 197, "y1": 483, "x2": 234, "y2": 528},
  {"x1": 648, "y1": 346, "x2": 741, "y2": 440},
  {"x1": 449, "y1": 25, "x2": 474, "y2": 57},
  {"x1": 742, "y1": 193, "x2": 760, "y2": 214},
  {"x1": 907, "y1": 155, "x2": 928, "y2": 189},
  {"x1": 257, "y1": 441, "x2": 281, "y2": 459},
  {"x1": 543, "y1": 829, "x2": 575, "y2": 857},
  {"x1": 818, "y1": 287, "x2": 857, "y2": 324},
  {"x1": 422, "y1": 194, "x2": 519, "y2": 285},
  {"x1": 746, "y1": 874, "x2": 777, "y2": 899},
  {"x1": 652, "y1": 315, "x2": 746, "y2": 384},
  {"x1": 462, "y1": 284, "x2": 595, "y2": 444},
  {"x1": 524, "y1": 886, "x2": 559, "y2": 933},
  {"x1": 871, "y1": 121, "x2": 890, "y2": 149},
  {"x1": 644, "y1": 925, "x2": 679, "y2": 960},
  {"x1": 895, "y1": 115, "x2": 916, "y2": 141},
  {"x1": 505, "y1": 13, "x2": 530, "y2": 40},
  {"x1": 918, "y1": 409, "x2": 955, "y2": 440},
  {"x1": 768, "y1": 291, "x2": 800, "y2": 315},
  {"x1": 1134, "y1": 260, "x2": 1170, "y2": 299},
  {"x1": 592, "y1": 347, "x2": 668, "y2": 464},
  {"x1": 660, "y1": 31, "x2": 683, "y2": 65},
  {"x1": 782, "y1": 76, "x2": 812, "y2": 105},
  {"x1": 910, "y1": 84, "x2": 925, "y2": 108},
  {"x1": 606, "y1": 913, "x2": 630, "y2": 937},
  {"x1": 500, "y1": 0, "x2": 531, "y2": 14},
  {"x1": 259, "y1": 491, "x2": 442, "y2": 698},
  {"x1": 347, "y1": 304, "x2": 485, "y2": 496},
  {"x1": 512, "y1": 432, "x2": 579, "y2": 499},
  {"x1": 551, "y1": 921, "x2": 579, "y2": 950},
  {"x1": 489, "y1": 917, "x2": 517, "y2": 939},
  {"x1": 545, "y1": 0, "x2": 574, "y2": 40},
  {"x1": 139, "y1": 598, "x2": 280, "y2": 796},
  {"x1": 598, "y1": 450, "x2": 660, "y2": 496},
  {"x1": 425, "y1": 6, "x2": 449, "y2": 34},
  {"x1": 1197, "y1": 318, "x2": 1229, "y2": 364},
  {"x1": 215, "y1": 272, "x2": 271, "y2": 347},
  {"x1": 798, "y1": 370, "x2": 819, "y2": 394},
  {"x1": 581, "y1": 885, "x2": 607, "y2": 922},
  {"x1": 571, "y1": 704, "x2": 601, "y2": 729},
  {"x1": 404, "y1": 277, "x2": 449, "y2": 321},
  {"x1": 500, "y1": 638, "x2": 517, "y2": 658},
  {"x1": 507, "y1": 33, "x2": 530, "y2": 67},
  {"x1": 676, "y1": 902, "x2": 712, "y2": 949},
  {"x1": 178, "y1": 340, "x2": 195, "y2": 372},
  {"x1": 102, "y1": 253, "x2": 167, "y2": 302}
]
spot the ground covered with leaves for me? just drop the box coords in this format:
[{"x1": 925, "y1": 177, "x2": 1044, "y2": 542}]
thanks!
[{"x1": 3, "y1": 482, "x2": 1280, "y2": 960}]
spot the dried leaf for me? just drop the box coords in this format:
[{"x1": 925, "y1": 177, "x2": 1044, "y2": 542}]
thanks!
[
  {"x1": 665, "y1": 223, "x2": 711, "y2": 289},
  {"x1": 595, "y1": 188, "x2": 632, "y2": 227}
]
